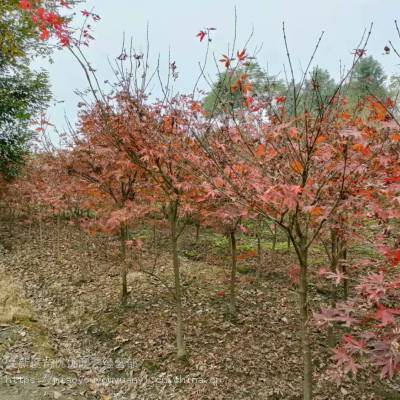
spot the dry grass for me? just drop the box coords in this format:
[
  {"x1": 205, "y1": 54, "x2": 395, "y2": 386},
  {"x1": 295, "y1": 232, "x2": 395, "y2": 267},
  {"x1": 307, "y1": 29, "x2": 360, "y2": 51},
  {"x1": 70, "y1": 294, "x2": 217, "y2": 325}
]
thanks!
[{"x1": 0, "y1": 270, "x2": 32, "y2": 323}]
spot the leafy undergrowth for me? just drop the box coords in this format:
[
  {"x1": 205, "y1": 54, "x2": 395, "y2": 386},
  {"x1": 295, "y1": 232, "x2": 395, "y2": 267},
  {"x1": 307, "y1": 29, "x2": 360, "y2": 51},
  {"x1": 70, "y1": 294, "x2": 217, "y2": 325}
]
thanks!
[{"x1": 0, "y1": 218, "x2": 394, "y2": 399}]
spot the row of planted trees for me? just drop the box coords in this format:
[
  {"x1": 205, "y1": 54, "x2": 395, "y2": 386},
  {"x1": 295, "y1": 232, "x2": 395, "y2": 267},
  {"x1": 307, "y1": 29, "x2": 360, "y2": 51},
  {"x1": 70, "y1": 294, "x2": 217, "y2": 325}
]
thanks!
[
  {"x1": 2, "y1": 3, "x2": 400, "y2": 398},
  {"x1": 2, "y1": 61, "x2": 399, "y2": 399}
]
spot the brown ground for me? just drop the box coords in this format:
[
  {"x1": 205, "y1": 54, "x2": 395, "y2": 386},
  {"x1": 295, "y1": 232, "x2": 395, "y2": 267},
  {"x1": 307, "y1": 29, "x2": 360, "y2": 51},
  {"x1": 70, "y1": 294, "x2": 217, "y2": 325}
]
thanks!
[{"x1": 0, "y1": 217, "x2": 397, "y2": 399}]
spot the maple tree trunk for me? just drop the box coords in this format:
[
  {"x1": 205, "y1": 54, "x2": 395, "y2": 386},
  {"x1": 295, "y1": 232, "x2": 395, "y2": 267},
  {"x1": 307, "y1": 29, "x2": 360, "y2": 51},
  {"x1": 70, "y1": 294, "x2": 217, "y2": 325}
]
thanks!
[
  {"x1": 327, "y1": 229, "x2": 339, "y2": 347},
  {"x1": 256, "y1": 231, "x2": 262, "y2": 280},
  {"x1": 195, "y1": 221, "x2": 200, "y2": 243},
  {"x1": 229, "y1": 230, "x2": 237, "y2": 319},
  {"x1": 272, "y1": 223, "x2": 277, "y2": 252},
  {"x1": 39, "y1": 212, "x2": 43, "y2": 255},
  {"x1": 299, "y1": 243, "x2": 312, "y2": 400},
  {"x1": 341, "y1": 244, "x2": 348, "y2": 300},
  {"x1": 152, "y1": 224, "x2": 157, "y2": 248},
  {"x1": 56, "y1": 214, "x2": 61, "y2": 260},
  {"x1": 256, "y1": 216, "x2": 263, "y2": 280},
  {"x1": 120, "y1": 224, "x2": 128, "y2": 307},
  {"x1": 169, "y1": 202, "x2": 186, "y2": 359}
]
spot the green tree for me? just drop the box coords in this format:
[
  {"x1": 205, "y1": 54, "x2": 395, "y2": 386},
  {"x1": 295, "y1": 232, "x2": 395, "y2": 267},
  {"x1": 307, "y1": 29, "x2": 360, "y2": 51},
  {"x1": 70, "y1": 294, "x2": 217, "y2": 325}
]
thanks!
[
  {"x1": 304, "y1": 67, "x2": 336, "y2": 109},
  {"x1": 285, "y1": 66, "x2": 337, "y2": 116},
  {"x1": 0, "y1": 64, "x2": 50, "y2": 178},
  {"x1": 0, "y1": 0, "x2": 50, "y2": 64},
  {"x1": 203, "y1": 62, "x2": 285, "y2": 115},
  {"x1": 346, "y1": 56, "x2": 388, "y2": 106},
  {"x1": 0, "y1": 0, "x2": 51, "y2": 179}
]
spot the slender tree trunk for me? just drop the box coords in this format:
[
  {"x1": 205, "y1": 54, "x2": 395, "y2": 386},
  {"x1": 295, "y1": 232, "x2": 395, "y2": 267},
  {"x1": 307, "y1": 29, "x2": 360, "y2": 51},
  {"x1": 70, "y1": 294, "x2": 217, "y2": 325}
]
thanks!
[
  {"x1": 120, "y1": 224, "x2": 128, "y2": 307},
  {"x1": 152, "y1": 224, "x2": 157, "y2": 248},
  {"x1": 341, "y1": 244, "x2": 348, "y2": 300},
  {"x1": 272, "y1": 223, "x2": 277, "y2": 252},
  {"x1": 256, "y1": 216, "x2": 263, "y2": 280},
  {"x1": 256, "y1": 231, "x2": 262, "y2": 280},
  {"x1": 299, "y1": 242, "x2": 312, "y2": 400},
  {"x1": 39, "y1": 212, "x2": 43, "y2": 255},
  {"x1": 169, "y1": 202, "x2": 186, "y2": 359},
  {"x1": 195, "y1": 221, "x2": 200, "y2": 243},
  {"x1": 56, "y1": 214, "x2": 61, "y2": 260},
  {"x1": 229, "y1": 230, "x2": 237, "y2": 319},
  {"x1": 327, "y1": 229, "x2": 339, "y2": 347}
]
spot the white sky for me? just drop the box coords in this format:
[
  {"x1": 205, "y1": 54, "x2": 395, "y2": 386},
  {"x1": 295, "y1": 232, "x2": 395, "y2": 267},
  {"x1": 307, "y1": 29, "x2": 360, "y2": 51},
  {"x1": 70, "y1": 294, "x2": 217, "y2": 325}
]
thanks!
[{"x1": 35, "y1": 0, "x2": 400, "y2": 133}]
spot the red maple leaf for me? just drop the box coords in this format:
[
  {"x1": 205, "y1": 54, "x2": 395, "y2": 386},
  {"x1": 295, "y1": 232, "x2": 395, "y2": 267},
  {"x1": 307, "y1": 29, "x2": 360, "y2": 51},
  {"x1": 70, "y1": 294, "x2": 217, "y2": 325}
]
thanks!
[
  {"x1": 385, "y1": 176, "x2": 400, "y2": 185},
  {"x1": 343, "y1": 334, "x2": 366, "y2": 352},
  {"x1": 39, "y1": 28, "x2": 50, "y2": 41},
  {"x1": 375, "y1": 304, "x2": 400, "y2": 327},
  {"x1": 352, "y1": 48, "x2": 367, "y2": 57},
  {"x1": 19, "y1": 0, "x2": 31, "y2": 10},
  {"x1": 237, "y1": 49, "x2": 247, "y2": 61},
  {"x1": 196, "y1": 30, "x2": 206, "y2": 42},
  {"x1": 60, "y1": 0, "x2": 72, "y2": 8},
  {"x1": 219, "y1": 55, "x2": 231, "y2": 69}
]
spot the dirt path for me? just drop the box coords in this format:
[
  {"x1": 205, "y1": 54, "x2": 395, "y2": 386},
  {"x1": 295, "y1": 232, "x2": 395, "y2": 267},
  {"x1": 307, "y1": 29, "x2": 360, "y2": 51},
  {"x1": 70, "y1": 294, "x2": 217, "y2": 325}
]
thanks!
[{"x1": 0, "y1": 265, "x2": 96, "y2": 400}]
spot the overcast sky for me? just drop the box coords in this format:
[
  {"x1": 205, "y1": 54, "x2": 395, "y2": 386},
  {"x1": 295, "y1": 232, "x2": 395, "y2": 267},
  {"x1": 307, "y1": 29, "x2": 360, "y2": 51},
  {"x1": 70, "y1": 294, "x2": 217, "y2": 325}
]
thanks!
[{"x1": 36, "y1": 0, "x2": 400, "y2": 133}]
